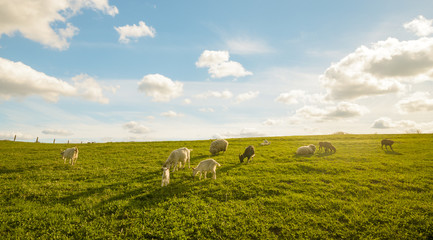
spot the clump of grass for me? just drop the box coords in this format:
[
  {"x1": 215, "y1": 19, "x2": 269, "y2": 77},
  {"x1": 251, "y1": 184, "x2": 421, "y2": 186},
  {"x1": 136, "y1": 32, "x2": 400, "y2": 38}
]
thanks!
[{"x1": 0, "y1": 134, "x2": 432, "y2": 239}]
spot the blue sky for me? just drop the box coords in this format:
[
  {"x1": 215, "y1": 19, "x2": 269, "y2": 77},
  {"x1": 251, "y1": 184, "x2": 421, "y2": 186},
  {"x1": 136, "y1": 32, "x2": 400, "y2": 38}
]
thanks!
[{"x1": 1, "y1": 0, "x2": 433, "y2": 142}]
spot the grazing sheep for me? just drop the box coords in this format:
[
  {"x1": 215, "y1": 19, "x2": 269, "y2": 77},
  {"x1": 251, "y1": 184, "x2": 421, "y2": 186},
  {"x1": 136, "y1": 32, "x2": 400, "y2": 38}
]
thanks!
[
  {"x1": 192, "y1": 159, "x2": 221, "y2": 180},
  {"x1": 296, "y1": 144, "x2": 316, "y2": 155},
  {"x1": 239, "y1": 145, "x2": 255, "y2": 163},
  {"x1": 318, "y1": 142, "x2": 336, "y2": 153},
  {"x1": 381, "y1": 139, "x2": 394, "y2": 151},
  {"x1": 161, "y1": 167, "x2": 170, "y2": 187},
  {"x1": 209, "y1": 139, "x2": 229, "y2": 155},
  {"x1": 260, "y1": 140, "x2": 270, "y2": 146},
  {"x1": 61, "y1": 147, "x2": 79, "y2": 165},
  {"x1": 163, "y1": 147, "x2": 192, "y2": 172}
]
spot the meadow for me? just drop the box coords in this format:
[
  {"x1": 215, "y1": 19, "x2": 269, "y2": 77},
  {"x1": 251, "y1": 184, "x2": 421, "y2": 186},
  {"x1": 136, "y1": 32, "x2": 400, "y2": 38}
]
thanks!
[{"x1": 0, "y1": 134, "x2": 432, "y2": 239}]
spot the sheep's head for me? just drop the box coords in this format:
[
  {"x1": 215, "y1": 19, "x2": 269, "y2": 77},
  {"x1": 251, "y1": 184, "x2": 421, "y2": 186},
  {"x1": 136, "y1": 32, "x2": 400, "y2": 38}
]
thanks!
[
  {"x1": 239, "y1": 154, "x2": 244, "y2": 163},
  {"x1": 309, "y1": 144, "x2": 316, "y2": 153},
  {"x1": 192, "y1": 167, "x2": 198, "y2": 177}
]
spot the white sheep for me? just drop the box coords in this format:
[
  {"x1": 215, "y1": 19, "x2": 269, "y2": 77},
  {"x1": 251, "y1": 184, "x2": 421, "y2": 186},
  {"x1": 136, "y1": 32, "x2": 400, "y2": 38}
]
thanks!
[
  {"x1": 192, "y1": 159, "x2": 221, "y2": 180},
  {"x1": 163, "y1": 147, "x2": 192, "y2": 172},
  {"x1": 209, "y1": 139, "x2": 229, "y2": 155},
  {"x1": 61, "y1": 146, "x2": 79, "y2": 165},
  {"x1": 161, "y1": 167, "x2": 170, "y2": 187},
  {"x1": 296, "y1": 144, "x2": 316, "y2": 155},
  {"x1": 260, "y1": 140, "x2": 270, "y2": 146}
]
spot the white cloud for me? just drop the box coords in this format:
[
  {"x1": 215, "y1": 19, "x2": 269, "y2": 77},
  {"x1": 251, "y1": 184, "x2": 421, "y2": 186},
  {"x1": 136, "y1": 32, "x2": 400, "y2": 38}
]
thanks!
[
  {"x1": 161, "y1": 110, "x2": 184, "y2": 118},
  {"x1": 0, "y1": 0, "x2": 118, "y2": 50},
  {"x1": 138, "y1": 74, "x2": 183, "y2": 102},
  {"x1": 115, "y1": 21, "x2": 156, "y2": 43},
  {"x1": 296, "y1": 102, "x2": 369, "y2": 121},
  {"x1": 396, "y1": 92, "x2": 433, "y2": 113},
  {"x1": 72, "y1": 74, "x2": 110, "y2": 104},
  {"x1": 123, "y1": 121, "x2": 150, "y2": 134},
  {"x1": 0, "y1": 131, "x2": 34, "y2": 141},
  {"x1": 404, "y1": 15, "x2": 433, "y2": 37},
  {"x1": 226, "y1": 37, "x2": 273, "y2": 55},
  {"x1": 195, "y1": 90, "x2": 233, "y2": 99},
  {"x1": 235, "y1": 91, "x2": 259, "y2": 103},
  {"x1": 275, "y1": 90, "x2": 306, "y2": 105},
  {"x1": 321, "y1": 37, "x2": 433, "y2": 100},
  {"x1": 371, "y1": 117, "x2": 433, "y2": 133},
  {"x1": 196, "y1": 50, "x2": 252, "y2": 78},
  {"x1": 0, "y1": 57, "x2": 110, "y2": 103},
  {"x1": 183, "y1": 98, "x2": 192, "y2": 104},
  {"x1": 42, "y1": 129, "x2": 73, "y2": 136}
]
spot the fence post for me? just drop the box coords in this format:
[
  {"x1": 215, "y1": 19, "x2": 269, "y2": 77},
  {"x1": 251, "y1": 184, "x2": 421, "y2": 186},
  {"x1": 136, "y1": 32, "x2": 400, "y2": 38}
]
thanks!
[
  {"x1": 53, "y1": 139, "x2": 56, "y2": 144},
  {"x1": 35, "y1": 137, "x2": 39, "y2": 143},
  {"x1": 14, "y1": 135, "x2": 16, "y2": 142}
]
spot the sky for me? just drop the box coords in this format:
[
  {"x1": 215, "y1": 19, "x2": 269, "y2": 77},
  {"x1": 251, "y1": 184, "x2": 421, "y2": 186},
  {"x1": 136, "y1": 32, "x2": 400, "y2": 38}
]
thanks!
[{"x1": 1, "y1": 0, "x2": 433, "y2": 143}]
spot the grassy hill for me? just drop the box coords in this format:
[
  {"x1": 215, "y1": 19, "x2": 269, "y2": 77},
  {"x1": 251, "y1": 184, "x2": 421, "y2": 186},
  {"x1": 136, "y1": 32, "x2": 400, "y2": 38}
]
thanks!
[{"x1": 1, "y1": 134, "x2": 432, "y2": 239}]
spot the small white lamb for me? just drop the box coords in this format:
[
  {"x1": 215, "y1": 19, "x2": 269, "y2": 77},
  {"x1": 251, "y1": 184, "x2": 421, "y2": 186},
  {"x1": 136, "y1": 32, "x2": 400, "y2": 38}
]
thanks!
[
  {"x1": 163, "y1": 147, "x2": 192, "y2": 172},
  {"x1": 296, "y1": 144, "x2": 316, "y2": 155},
  {"x1": 192, "y1": 159, "x2": 221, "y2": 180},
  {"x1": 260, "y1": 140, "x2": 270, "y2": 146},
  {"x1": 161, "y1": 167, "x2": 170, "y2": 187},
  {"x1": 61, "y1": 147, "x2": 79, "y2": 165},
  {"x1": 209, "y1": 139, "x2": 228, "y2": 155}
]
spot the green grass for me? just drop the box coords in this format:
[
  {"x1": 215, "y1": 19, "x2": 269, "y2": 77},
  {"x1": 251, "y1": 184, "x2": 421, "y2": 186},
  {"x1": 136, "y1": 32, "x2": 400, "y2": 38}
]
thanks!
[{"x1": 1, "y1": 134, "x2": 433, "y2": 239}]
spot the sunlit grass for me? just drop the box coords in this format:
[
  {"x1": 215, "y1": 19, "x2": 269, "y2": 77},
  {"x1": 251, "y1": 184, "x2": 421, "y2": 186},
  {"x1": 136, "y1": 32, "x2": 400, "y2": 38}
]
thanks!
[{"x1": 1, "y1": 134, "x2": 432, "y2": 239}]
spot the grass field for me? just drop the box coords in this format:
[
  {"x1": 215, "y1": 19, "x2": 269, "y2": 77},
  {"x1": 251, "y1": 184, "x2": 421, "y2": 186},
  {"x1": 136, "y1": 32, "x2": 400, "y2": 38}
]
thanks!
[{"x1": 1, "y1": 134, "x2": 433, "y2": 239}]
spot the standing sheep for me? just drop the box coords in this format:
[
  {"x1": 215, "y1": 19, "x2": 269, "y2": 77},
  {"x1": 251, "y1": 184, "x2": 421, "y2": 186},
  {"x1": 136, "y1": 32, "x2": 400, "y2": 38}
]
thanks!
[
  {"x1": 161, "y1": 167, "x2": 170, "y2": 187},
  {"x1": 209, "y1": 139, "x2": 229, "y2": 155},
  {"x1": 296, "y1": 144, "x2": 316, "y2": 155},
  {"x1": 239, "y1": 145, "x2": 255, "y2": 163},
  {"x1": 318, "y1": 142, "x2": 336, "y2": 153},
  {"x1": 163, "y1": 147, "x2": 192, "y2": 172},
  {"x1": 381, "y1": 139, "x2": 394, "y2": 151},
  {"x1": 61, "y1": 146, "x2": 79, "y2": 165},
  {"x1": 192, "y1": 159, "x2": 221, "y2": 180}
]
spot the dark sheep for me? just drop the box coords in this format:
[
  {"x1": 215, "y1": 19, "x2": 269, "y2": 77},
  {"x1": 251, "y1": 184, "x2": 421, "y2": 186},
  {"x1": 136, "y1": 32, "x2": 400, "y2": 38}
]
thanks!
[
  {"x1": 381, "y1": 139, "x2": 394, "y2": 151},
  {"x1": 239, "y1": 145, "x2": 255, "y2": 163}
]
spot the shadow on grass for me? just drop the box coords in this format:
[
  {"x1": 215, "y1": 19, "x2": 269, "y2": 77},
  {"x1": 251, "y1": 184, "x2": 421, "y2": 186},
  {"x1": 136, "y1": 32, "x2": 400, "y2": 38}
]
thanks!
[
  {"x1": 384, "y1": 150, "x2": 403, "y2": 155},
  {"x1": 317, "y1": 152, "x2": 335, "y2": 157}
]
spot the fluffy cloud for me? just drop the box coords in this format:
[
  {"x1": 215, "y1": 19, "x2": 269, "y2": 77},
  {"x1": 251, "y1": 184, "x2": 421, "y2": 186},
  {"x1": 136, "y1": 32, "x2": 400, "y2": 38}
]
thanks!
[
  {"x1": 235, "y1": 91, "x2": 259, "y2": 103},
  {"x1": 275, "y1": 90, "x2": 306, "y2": 105},
  {"x1": 404, "y1": 15, "x2": 433, "y2": 37},
  {"x1": 196, "y1": 50, "x2": 252, "y2": 78},
  {"x1": 0, "y1": 0, "x2": 118, "y2": 50},
  {"x1": 199, "y1": 107, "x2": 215, "y2": 113},
  {"x1": 371, "y1": 117, "x2": 433, "y2": 133},
  {"x1": 115, "y1": 21, "x2": 156, "y2": 43},
  {"x1": 321, "y1": 37, "x2": 433, "y2": 100},
  {"x1": 396, "y1": 92, "x2": 433, "y2": 113},
  {"x1": 161, "y1": 110, "x2": 184, "y2": 118},
  {"x1": 0, "y1": 57, "x2": 110, "y2": 103},
  {"x1": 123, "y1": 121, "x2": 150, "y2": 134},
  {"x1": 296, "y1": 102, "x2": 369, "y2": 121},
  {"x1": 195, "y1": 90, "x2": 233, "y2": 99},
  {"x1": 42, "y1": 129, "x2": 73, "y2": 136},
  {"x1": 138, "y1": 74, "x2": 183, "y2": 102},
  {"x1": 72, "y1": 74, "x2": 110, "y2": 104}
]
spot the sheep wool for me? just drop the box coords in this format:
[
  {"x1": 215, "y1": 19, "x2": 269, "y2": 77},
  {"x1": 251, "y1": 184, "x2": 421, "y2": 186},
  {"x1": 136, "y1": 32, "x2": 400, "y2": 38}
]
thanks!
[
  {"x1": 209, "y1": 139, "x2": 229, "y2": 155},
  {"x1": 192, "y1": 159, "x2": 221, "y2": 180},
  {"x1": 61, "y1": 147, "x2": 79, "y2": 165},
  {"x1": 296, "y1": 144, "x2": 316, "y2": 155},
  {"x1": 163, "y1": 147, "x2": 192, "y2": 172}
]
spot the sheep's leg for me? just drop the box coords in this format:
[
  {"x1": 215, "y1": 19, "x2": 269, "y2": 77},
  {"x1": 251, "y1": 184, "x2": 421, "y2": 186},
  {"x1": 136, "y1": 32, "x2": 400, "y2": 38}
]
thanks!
[
  {"x1": 390, "y1": 145, "x2": 393, "y2": 151},
  {"x1": 212, "y1": 170, "x2": 216, "y2": 179},
  {"x1": 204, "y1": 172, "x2": 207, "y2": 179}
]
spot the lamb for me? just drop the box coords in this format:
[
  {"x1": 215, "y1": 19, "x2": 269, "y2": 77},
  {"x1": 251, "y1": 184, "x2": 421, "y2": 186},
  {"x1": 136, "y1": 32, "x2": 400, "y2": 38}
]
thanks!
[
  {"x1": 260, "y1": 140, "x2": 270, "y2": 146},
  {"x1": 161, "y1": 167, "x2": 170, "y2": 187},
  {"x1": 296, "y1": 144, "x2": 316, "y2": 155},
  {"x1": 318, "y1": 142, "x2": 336, "y2": 153},
  {"x1": 209, "y1": 139, "x2": 229, "y2": 155},
  {"x1": 239, "y1": 145, "x2": 255, "y2": 163},
  {"x1": 163, "y1": 147, "x2": 192, "y2": 172},
  {"x1": 61, "y1": 146, "x2": 79, "y2": 165},
  {"x1": 381, "y1": 139, "x2": 394, "y2": 151},
  {"x1": 192, "y1": 159, "x2": 221, "y2": 180}
]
